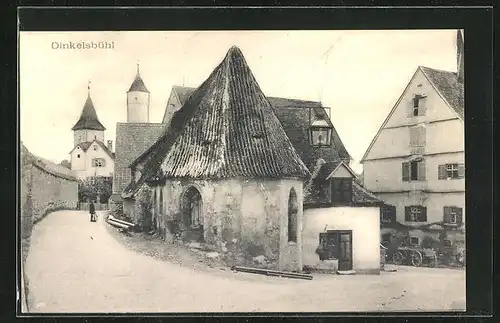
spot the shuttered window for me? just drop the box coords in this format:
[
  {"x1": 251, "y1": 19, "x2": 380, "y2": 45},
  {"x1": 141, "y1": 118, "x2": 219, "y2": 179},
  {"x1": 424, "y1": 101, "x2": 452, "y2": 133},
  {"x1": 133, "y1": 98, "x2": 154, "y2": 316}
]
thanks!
[
  {"x1": 409, "y1": 94, "x2": 427, "y2": 117},
  {"x1": 438, "y1": 163, "x2": 465, "y2": 180},
  {"x1": 402, "y1": 159, "x2": 426, "y2": 181},
  {"x1": 443, "y1": 206, "x2": 463, "y2": 225},
  {"x1": 404, "y1": 205, "x2": 427, "y2": 222},
  {"x1": 331, "y1": 178, "x2": 352, "y2": 205},
  {"x1": 381, "y1": 204, "x2": 396, "y2": 223}
]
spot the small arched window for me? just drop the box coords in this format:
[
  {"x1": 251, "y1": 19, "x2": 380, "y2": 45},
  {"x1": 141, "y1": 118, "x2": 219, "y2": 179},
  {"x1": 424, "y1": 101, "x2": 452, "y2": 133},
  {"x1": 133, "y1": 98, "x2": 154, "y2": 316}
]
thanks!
[{"x1": 288, "y1": 188, "x2": 298, "y2": 242}]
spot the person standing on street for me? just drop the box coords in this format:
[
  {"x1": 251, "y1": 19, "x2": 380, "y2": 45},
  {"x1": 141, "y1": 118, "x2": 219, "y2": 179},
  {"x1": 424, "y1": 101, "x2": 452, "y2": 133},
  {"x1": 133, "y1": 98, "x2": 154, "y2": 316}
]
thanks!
[{"x1": 89, "y1": 201, "x2": 96, "y2": 222}]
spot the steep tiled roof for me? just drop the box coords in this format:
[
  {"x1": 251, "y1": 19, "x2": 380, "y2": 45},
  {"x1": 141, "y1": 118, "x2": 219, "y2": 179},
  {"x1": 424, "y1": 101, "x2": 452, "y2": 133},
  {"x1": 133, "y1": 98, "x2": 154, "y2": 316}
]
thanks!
[
  {"x1": 352, "y1": 181, "x2": 381, "y2": 204},
  {"x1": 271, "y1": 106, "x2": 350, "y2": 168},
  {"x1": 124, "y1": 46, "x2": 310, "y2": 197},
  {"x1": 21, "y1": 143, "x2": 78, "y2": 182},
  {"x1": 167, "y1": 87, "x2": 351, "y2": 168},
  {"x1": 112, "y1": 123, "x2": 165, "y2": 194},
  {"x1": 172, "y1": 85, "x2": 195, "y2": 105},
  {"x1": 420, "y1": 66, "x2": 464, "y2": 120},
  {"x1": 128, "y1": 70, "x2": 149, "y2": 93},
  {"x1": 72, "y1": 95, "x2": 106, "y2": 131}
]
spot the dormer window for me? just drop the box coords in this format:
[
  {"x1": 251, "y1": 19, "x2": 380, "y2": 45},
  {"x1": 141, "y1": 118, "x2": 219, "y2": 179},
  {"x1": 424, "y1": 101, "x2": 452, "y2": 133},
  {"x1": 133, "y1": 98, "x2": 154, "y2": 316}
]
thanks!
[{"x1": 310, "y1": 117, "x2": 332, "y2": 147}]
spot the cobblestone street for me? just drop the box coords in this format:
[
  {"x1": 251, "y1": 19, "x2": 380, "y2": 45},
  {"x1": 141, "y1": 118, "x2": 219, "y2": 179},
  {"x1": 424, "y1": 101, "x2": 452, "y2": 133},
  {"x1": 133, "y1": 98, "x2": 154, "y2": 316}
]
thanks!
[{"x1": 24, "y1": 211, "x2": 466, "y2": 313}]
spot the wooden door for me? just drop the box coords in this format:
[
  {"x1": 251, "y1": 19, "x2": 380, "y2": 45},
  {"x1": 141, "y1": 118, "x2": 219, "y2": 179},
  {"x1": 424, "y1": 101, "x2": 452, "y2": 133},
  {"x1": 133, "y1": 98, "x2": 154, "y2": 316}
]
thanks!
[{"x1": 338, "y1": 230, "x2": 353, "y2": 271}]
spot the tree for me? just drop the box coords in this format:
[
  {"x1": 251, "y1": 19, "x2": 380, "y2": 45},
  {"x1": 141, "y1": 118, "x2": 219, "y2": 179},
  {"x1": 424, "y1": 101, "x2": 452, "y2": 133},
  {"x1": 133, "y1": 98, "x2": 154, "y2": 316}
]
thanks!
[
  {"x1": 78, "y1": 177, "x2": 112, "y2": 203},
  {"x1": 59, "y1": 159, "x2": 71, "y2": 169}
]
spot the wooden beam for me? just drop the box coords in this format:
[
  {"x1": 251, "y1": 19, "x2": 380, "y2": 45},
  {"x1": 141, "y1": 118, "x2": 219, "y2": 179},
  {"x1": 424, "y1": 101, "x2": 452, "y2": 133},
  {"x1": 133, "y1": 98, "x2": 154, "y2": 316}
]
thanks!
[
  {"x1": 107, "y1": 219, "x2": 130, "y2": 230},
  {"x1": 108, "y1": 215, "x2": 134, "y2": 227},
  {"x1": 232, "y1": 266, "x2": 313, "y2": 280}
]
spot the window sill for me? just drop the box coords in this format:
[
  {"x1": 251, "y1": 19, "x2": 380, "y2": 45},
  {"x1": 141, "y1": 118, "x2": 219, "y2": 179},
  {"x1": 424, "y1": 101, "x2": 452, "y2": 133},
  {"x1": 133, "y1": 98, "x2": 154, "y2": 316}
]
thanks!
[{"x1": 288, "y1": 241, "x2": 297, "y2": 246}]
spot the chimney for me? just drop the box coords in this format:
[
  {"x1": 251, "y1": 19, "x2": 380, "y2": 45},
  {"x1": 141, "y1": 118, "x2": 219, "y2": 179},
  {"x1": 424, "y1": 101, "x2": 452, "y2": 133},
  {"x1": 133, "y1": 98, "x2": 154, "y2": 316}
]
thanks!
[{"x1": 107, "y1": 140, "x2": 113, "y2": 152}]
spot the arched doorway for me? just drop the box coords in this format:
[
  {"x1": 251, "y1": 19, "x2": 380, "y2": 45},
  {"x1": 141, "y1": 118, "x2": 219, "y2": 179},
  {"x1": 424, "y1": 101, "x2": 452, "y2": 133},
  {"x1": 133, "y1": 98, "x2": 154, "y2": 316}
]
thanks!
[
  {"x1": 288, "y1": 188, "x2": 298, "y2": 242},
  {"x1": 181, "y1": 186, "x2": 203, "y2": 229}
]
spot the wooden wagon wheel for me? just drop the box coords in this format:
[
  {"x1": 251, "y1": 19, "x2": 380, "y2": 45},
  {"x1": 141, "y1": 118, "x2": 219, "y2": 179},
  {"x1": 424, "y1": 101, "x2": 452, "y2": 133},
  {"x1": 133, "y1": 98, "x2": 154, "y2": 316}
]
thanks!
[
  {"x1": 411, "y1": 250, "x2": 423, "y2": 267},
  {"x1": 393, "y1": 251, "x2": 404, "y2": 265}
]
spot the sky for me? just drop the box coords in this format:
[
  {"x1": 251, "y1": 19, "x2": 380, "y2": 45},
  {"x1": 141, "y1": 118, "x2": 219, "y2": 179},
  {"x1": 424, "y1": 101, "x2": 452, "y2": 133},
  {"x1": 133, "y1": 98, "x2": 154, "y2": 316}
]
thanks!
[{"x1": 19, "y1": 30, "x2": 459, "y2": 174}]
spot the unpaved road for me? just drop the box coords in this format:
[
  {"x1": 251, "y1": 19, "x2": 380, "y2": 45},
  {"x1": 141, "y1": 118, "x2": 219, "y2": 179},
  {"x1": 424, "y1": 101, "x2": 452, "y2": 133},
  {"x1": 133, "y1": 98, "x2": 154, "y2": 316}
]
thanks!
[{"x1": 24, "y1": 210, "x2": 466, "y2": 313}]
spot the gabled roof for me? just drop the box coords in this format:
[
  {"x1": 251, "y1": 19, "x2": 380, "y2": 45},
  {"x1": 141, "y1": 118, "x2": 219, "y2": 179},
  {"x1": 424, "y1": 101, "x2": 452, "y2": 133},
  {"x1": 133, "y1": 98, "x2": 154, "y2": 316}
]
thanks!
[
  {"x1": 69, "y1": 140, "x2": 115, "y2": 159},
  {"x1": 420, "y1": 66, "x2": 464, "y2": 120},
  {"x1": 72, "y1": 95, "x2": 106, "y2": 131},
  {"x1": 163, "y1": 86, "x2": 351, "y2": 168},
  {"x1": 123, "y1": 46, "x2": 310, "y2": 197},
  {"x1": 21, "y1": 142, "x2": 78, "y2": 182},
  {"x1": 360, "y1": 65, "x2": 464, "y2": 163},
  {"x1": 128, "y1": 68, "x2": 149, "y2": 93},
  {"x1": 324, "y1": 160, "x2": 358, "y2": 180},
  {"x1": 304, "y1": 160, "x2": 380, "y2": 205},
  {"x1": 112, "y1": 123, "x2": 165, "y2": 194}
]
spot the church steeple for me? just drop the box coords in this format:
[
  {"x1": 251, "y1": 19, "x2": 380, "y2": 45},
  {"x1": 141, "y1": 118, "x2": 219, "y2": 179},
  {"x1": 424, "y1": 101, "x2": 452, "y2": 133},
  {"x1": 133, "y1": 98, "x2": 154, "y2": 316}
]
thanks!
[
  {"x1": 127, "y1": 62, "x2": 149, "y2": 93},
  {"x1": 127, "y1": 62, "x2": 150, "y2": 123},
  {"x1": 72, "y1": 81, "x2": 106, "y2": 131}
]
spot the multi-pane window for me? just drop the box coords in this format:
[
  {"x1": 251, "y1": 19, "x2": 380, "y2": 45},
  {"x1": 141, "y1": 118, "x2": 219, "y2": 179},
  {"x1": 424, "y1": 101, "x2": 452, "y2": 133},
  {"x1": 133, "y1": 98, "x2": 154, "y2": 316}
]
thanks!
[
  {"x1": 402, "y1": 159, "x2": 426, "y2": 181},
  {"x1": 331, "y1": 178, "x2": 352, "y2": 204},
  {"x1": 93, "y1": 145, "x2": 98, "y2": 151},
  {"x1": 438, "y1": 163, "x2": 465, "y2": 180},
  {"x1": 405, "y1": 205, "x2": 427, "y2": 222},
  {"x1": 410, "y1": 237, "x2": 419, "y2": 246},
  {"x1": 443, "y1": 206, "x2": 463, "y2": 225},
  {"x1": 92, "y1": 158, "x2": 105, "y2": 167}
]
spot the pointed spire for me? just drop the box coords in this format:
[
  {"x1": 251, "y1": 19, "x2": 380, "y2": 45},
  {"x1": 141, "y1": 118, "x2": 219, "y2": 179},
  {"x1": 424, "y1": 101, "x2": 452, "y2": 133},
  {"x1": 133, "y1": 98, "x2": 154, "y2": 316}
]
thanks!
[
  {"x1": 72, "y1": 81, "x2": 106, "y2": 131},
  {"x1": 128, "y1": 61, "x2": 149, "y2": 93}
]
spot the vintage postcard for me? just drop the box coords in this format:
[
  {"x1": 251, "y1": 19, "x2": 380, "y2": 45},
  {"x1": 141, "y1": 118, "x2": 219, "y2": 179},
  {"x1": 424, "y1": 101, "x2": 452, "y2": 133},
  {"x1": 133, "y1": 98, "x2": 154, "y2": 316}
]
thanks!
[{"x1": 19, "y1": 29, "x2": 465, "y2": 313}]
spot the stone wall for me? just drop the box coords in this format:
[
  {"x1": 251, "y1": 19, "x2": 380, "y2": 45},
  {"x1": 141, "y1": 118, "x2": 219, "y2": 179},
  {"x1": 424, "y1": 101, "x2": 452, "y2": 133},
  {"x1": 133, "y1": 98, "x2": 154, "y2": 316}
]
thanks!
[{"x1": 151, "y1": 178, "x2": 304, "y2": 271}]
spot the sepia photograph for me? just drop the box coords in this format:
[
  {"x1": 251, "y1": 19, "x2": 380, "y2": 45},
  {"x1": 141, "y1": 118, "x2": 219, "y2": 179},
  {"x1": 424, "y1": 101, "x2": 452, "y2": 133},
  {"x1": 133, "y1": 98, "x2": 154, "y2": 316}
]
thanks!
[{"x1": 19, "y1": 29, "x2": 466, "y2": 313}]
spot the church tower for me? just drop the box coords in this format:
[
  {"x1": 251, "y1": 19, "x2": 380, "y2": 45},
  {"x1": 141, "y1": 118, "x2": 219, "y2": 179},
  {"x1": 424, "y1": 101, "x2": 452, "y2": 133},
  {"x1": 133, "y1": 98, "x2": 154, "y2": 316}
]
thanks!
[
  {"x1": 127, "y1": 63, "x2": 150, "y2": 123},
  {"x1": 72, "y1": 81, "x2": 106, "y2": 146}
]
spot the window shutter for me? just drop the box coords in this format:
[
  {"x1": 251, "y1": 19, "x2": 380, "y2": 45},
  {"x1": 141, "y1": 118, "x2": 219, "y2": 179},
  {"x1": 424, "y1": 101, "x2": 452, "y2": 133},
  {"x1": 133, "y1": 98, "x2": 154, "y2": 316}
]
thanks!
[
  {"x1": 405, "y1": 206, "x2": 411, "y2": 221},
  {"x1": 443, "y1": 206, "x2": 451, "y2": 223},
  {"x1": 408, "y1": 100, "x2": 414, "y2": 118},
  {"x1": 419, "y1": 98, "x2": 427, "y2": 115},
  {"x1": 458, "y1": 163, "x2": 465, "y2": 178},
  {"x1": 438, "y1": 165, "x2": 447, "y2": 180},
  {"x1": 402, "y1": 162, "x2": 410, "y2": 181},
  {"x1": 418, "y1": 160, "x2": 426, "y2": 180},
  {"x1": 420, "y1": 126, "x2": 426, "y2": 145},
  {"x1": 456, "y1": 208, "x2": 463, "y2": 226},
  {"x1": 409, "y1": 127, "x2": 417, "y2": 146},
  {"x1": 389, "y1": 205, "x2": 396, "y2": 222},
  {"x1": 420, "y1": 206, "x2": 427, "y2": 222}
]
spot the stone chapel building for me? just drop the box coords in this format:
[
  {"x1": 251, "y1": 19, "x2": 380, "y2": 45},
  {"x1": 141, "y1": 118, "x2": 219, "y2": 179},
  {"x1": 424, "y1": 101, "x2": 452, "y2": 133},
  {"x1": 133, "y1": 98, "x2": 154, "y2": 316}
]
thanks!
[{"x1": 122, "y1": 46, "x2": 311, "y2": 271}]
